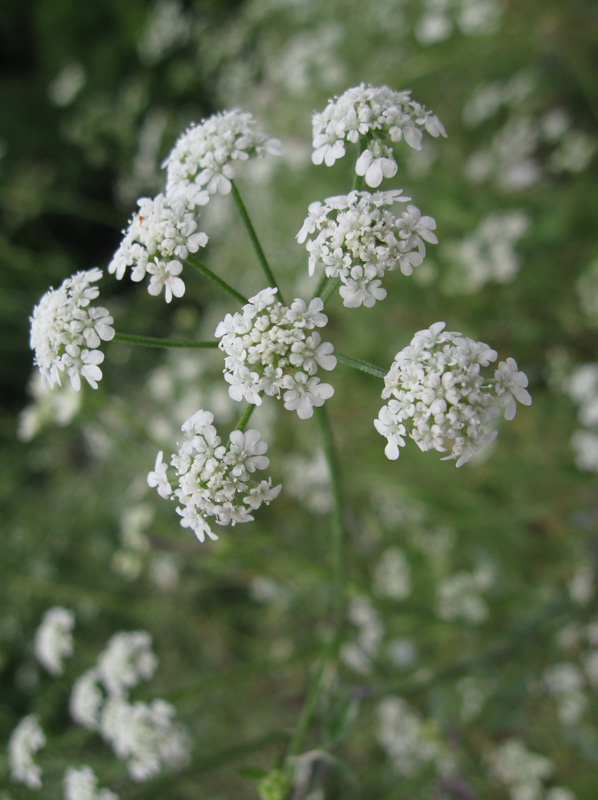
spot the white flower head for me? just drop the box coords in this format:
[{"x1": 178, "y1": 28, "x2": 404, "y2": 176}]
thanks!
[
  {"x1": 297, "y1": 190, "x2": 437, "y2": 308},
  {"x1": 101, "y1": 696, "x2": 190, "y2": 782},
  {"x1": 64, "y1": 765, "x2": 118, "y2": 800},
  {"x1": 33, "y1": 606, "x2": 75, "y2": 676},
  {"x1": 375, "y1": 322, "x2": 531, "y2": 466},
  {"x1": 108, "y1": 193, "x2": 208, "y2": 302},
  {"x1": 151, "y1": 409, "x2": 281, "y2": 543},
  {"x1": 312, "y1": 84, "x2": 447, "y2": 187},
  {"x1": 163, "y1": 109, "x2": 282, "y2": 202},
  {"x1": 70, "y1": 668, "x2": 105, "y2": 730},
  {"x1": 97, "y1": 631, "x2": 158, "y2": 695},
  {"x1": 30, "y1": 267, "x2": 114, "y2": 391},
  {"x1": 216, "y1": 289, "x2": 336, "y2": 418},
  {"x1": 8, "y1": 714, "x2": 46, "y2": 789}
]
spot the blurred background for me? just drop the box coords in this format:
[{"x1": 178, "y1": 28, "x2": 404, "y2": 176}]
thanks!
[{"x1": 1, "y1": 0, "x2": 598, "y2": 797}]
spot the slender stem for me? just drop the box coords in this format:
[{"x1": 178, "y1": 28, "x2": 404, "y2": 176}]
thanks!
[
  {"x1": 312, "y1": 271, "x2": 330, "y2": 300},
  {"x1": 230, "y1": 180, "x2": 284, "y2": 303},
  {"x1": 335, "y1": 351, "x2": 387, "y2": 379},
  {"x1": 185, "y1": 254, "x2": 248, "y2": 304},
  {"x1": 235, "y1": 404, "x2": 256, "y2": 432},
  {"x1": 321, "y1": 276, "x2": 341, "y2": 307},
  {"x1": 314, "y1": 406, "x2": 346, "y2": 620},
  {"x1": 114, "y1": 332, "x2": 219, "y2": 350}
]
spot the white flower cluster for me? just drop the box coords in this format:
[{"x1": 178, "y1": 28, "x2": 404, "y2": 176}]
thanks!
[
  {"x1": 70, "y1": 630, "x2": 189, "y2": 782},
  {"x1": 108, "y1": 193, "x2": 208, "y2": 302},
  {"x1": 375, "y1": 322, "x2": 532, "y2": 466},
  {"x1": 444, "y1": 210, "x2": 529, "y2": 294},
  {"x1": 312, "y1": 84, "x2": 446, "y2": 187},
  {"x1": 341, "y1": 595, "x2": 384, "y2": 675},
  {"x1": 564, "y1": 363, "x2": 598, "y2": 473},
  {"x1": 164, "y1": 109, "x2": 283, "y2": 201},
  {"x1": 64, "y1": 765, "x2": 118, "y2": 800},
  {"x1": 147, "y1": 409, "x2": 281, "y2": 543},
  {"x1": 377, "y1": 696, "x2": 453, "y2": 777},
  {"x1": 487, "y1": 739, "x2": 563, "y2": 800},
  {"x1": 33, "y1": 606, "x2": 75, "y2": 676},
  {"x1": 296, "y1": 190, "x2": 437, "y2": 307},
  {"x1": 542, "y1": 662, "x2": 587, "y2": 726},
  {"x1": 30, "y1": 267, "x2": 114, "y2": 391},
  {"x1": 216, "y1": 288, "x2": 336, "y2": 418},
  {"x1": 436, "y1": 566, "x2": 493, "y2": 624},
  {"x1": 8, "y1": 714, "x2": 46, "y2": 789}
]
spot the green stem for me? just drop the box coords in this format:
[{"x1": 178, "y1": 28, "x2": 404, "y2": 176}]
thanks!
[
  {"x1": 185, "y1": 254, "x2": 248, "y2": 304},
  {"x1": 235, "y1": 404, "x2": 256, "y2": 432},
  {"x1": 335, "y1": 351, "x2": 387, "y2": 379},
  {"x1": 312, "y1": 271, "x2": 330, "y2": 300},
  {"x1": 230, "y1": 180, "x2": 284, "y2": 303},
  {"x1": 314, "y1": 406, "x2": 346, "y2": 621},
  {"x1": 321, "y1": 276, "x2": 341, "y2": 307},
  {"x1": 114, "y1": 332, "x2": 219, "y2": 350}
]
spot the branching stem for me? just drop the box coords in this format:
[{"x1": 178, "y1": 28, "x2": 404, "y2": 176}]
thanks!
[
  {"x1": 114, "y1": 332, "x2": 219, "y2": 350},
  {"x1": 185, "y1": 254, "x2": 248, "y2": 304}
]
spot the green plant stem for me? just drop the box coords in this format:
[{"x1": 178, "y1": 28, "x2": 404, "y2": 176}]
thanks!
[
  {"x1": 312, "y1": 271, "x2": 330, "y2": 300},
  {"x1": 321, "y1": 276, "x2": 341, "y2": 306},
  {"x1": 235, "y1": 404, "x2": 256, "y2": 432},
  {"x1": 314, "y1": 406, "x2": 346, "y2": 619},
  {"x1": 113, "y1": 332, "x2": 218, "y2": 350},
  {"x1": 335, "y1": 351, "x2": 386, "y2": 379},
  {"x1": 185, "y1": 253, "x2": 248, "y2": 304},
  {"x1": 230, "y1": 179, "x2": 284, "y2": 302}
]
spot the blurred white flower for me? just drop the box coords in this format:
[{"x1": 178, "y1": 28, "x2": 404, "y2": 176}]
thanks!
[
  {"x1": 34, "y1": 606, "x2": 75, "y2": 676},
  {"x1": 8, "y1": 714, "x2": 46, "y2": 789},
  {"x1": 64, "y1": 765, "x2": 118, "y2": 800}
]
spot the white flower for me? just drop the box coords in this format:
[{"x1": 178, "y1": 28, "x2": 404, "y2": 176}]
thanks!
[
  {"x1": 163, "y1": 109, "x2": 282, "y2": 201},
  {"x1": 30, "y1": 268, "x2": 114, "y2": 391},
  {"x1": 108, "y1": 193, "x2": 208, "y2": 302},
  {"x1": 488, "y1": 739, "x2": 552, "y2": 799},
  {"x1": 8, "y1": 714, "x2": 46, "y2": 789},
  {"x1": 97, "y1": 631, "x2": 157, "y2": 695},
  {"x1": 147, "y1": 451, "x2": 172, "y2": 498},
  {"x1": 33, "y1": 606, "x2": 75, "y2": 676},
  {"x1": 216, "y1": 289, "x2": 336, "y2": 417},
  {"x1": 70, "y1": 668, "x2": 104, "y2": 730},
  {"x1": 64, "y1": 766, "x2": 118, "y2": 800},
  {"x1": 101, "y1": 696, "x2": 190, "y2": 782},
  {"x1": 312, "y1": 84, "x2": 446, "y2": 187},
  {"x1": 376, "y1": 322, "x2": 531, "y2": 466},
  {"x1": 297, "y1": 191, "x2": 438, "y2": 308},
  {"x1": 494, "y1": 357, "x2": 532, "y2": 420},
  {"x1": 152, "y1": 410, "x2": 281, "y2": 542}
]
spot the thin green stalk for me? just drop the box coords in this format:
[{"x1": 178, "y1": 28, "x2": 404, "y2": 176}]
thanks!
[
  {"x1": 312, "y1": 271, "x2": 330, "y2": 300},
  {"x1": 185, "y1": 253, "x2": 248, "y2": 304},
  {"x1": 321, "y1": 276, "x2": 341, "y2": 306},
  {"x1": 335, "y1": 351, "x2": 387, "y2": 379},
  {"x1": 114, "y1": 332, "x2": 219, "y2": 350},
  {"x1": 314, "y1": 406, "x2": 346, "y2": 620},
  {"x1": 230, "y1": 180, "x2": 284, "y2": 303},
  {"x1": 235, "y1": 404, "x2": 256, "y2": 432}
]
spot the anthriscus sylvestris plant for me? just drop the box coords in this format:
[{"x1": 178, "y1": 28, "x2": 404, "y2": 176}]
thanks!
[{"x1": 27, "y1": 84, "x2": 532, "y2": 794}]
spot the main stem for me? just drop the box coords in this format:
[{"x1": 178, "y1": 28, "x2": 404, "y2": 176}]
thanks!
[
  {"x1": 185, "y1": 254, "x2": 248, "y2": 304},
  {"x1": 230, "y1": 180, "x2": 285, "y2": 303}
]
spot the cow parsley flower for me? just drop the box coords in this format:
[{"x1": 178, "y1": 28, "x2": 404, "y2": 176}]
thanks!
[
  {"x1": 97, "y1": 631, "x2": 158, "y2": 696},
  {"x1": 100, "y1": 696, "x2": 190, "y2": 782},
  {"x1": 149, "y1": 409, "x2": 281, "y2": 543},
  {"x1": 216, "y1": 288, "x2": 336, "y2": 418},
  {"x1": 312, "y1": 84, "x2": 447, "y2": 187},
  {"x1": 163, "y1": 109, "x2": 283, "y2": 202},
  {"x1": 70, "y1": 668, "x2": 104, "y2": 730},
  {"x1": 108, "y1": 193, "x2": 208, "y2": 302},
  {"x1": 64, "y1": 766, "x2": 118, "y2": 800},
  {"x1": 30, "y1": 267, "x2": 114, "y2": 391},
  {"x1": 375, "y1": 322, "x2": 531, "y2": 466},
  {"x1": 297, "y1": 190, "x2": 437, "y2": 307},
  {"x1": 8, "y1": 714, "x2": 46, "y2": 789},
  {"x1": 33, "y1": 606, "x2": 75, "y2": 676}
]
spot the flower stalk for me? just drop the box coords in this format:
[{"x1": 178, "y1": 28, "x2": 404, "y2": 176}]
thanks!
[{"x1": 114, "y1": 332, "x2": 219, "y2": 350}]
